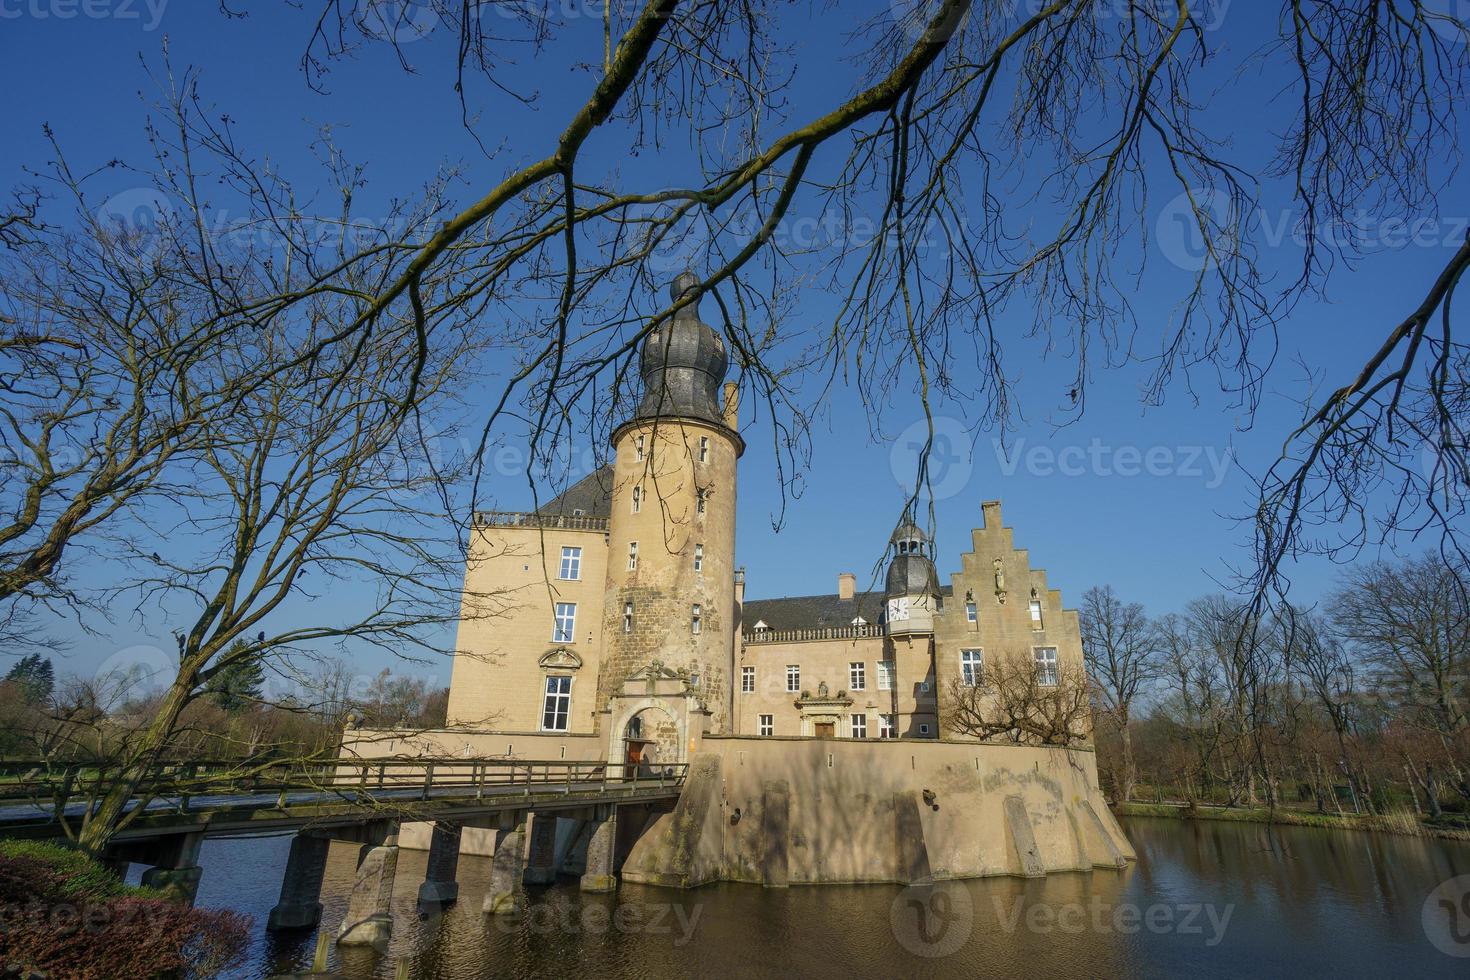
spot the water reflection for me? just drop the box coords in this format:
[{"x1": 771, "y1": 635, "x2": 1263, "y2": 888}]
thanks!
[{"x1": 203, "y1": 816, "x2": 1470, "y2": 978}]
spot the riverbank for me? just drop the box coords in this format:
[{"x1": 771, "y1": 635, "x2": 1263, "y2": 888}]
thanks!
[
  {"x1": 1112, "y1": 800, "x2": 1470, "y2": 841},
  {"x1": 0, "y1": 839, "x2": 249, "y2": 978}
]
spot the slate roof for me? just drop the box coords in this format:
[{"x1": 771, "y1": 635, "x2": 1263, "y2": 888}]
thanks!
[
  {"x1": 741, "y1": 591, "x2": 887, "y2": 631},
  {"x1": 535, "y1": 466, "x2": 614, "y2": 518},
  {"x1": 742, "y1": 584, "x2": 955, "y2": 631}
]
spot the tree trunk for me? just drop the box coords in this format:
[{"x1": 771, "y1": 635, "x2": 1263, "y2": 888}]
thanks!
[
  {"x1": 1119, "y1": 716, "x2": 1136, "y2": 803},
  {"x1": 75, "y1": 674, "x2": 196, "y2": 856}
]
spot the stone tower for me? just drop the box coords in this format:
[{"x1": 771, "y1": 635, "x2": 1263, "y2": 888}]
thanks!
[
  {"x1": 598, "y1": 273, "x2": 744, "y2": 733},
  {"x1": 885, "y1": 518, "x2": 941, "y2": 636}
]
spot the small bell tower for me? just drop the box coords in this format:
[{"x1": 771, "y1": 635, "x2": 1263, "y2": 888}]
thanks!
[{"x1": 884, "y1": 518, "x2": 940, "y2": 637}]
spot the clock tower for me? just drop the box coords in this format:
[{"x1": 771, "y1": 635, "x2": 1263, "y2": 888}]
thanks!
[{"x1": 885, "y1": 519, "x2": 940, "y2": 637}]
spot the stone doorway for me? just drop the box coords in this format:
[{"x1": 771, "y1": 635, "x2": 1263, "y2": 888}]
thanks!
[
  {"x1": 623, "y1": 707, "x2": 678, "y2": 776},
  {"x1": 814, "y1": 722, "x2": 836, "y2": 739},
  {"x1": 603, "y1": 662, "x2": 712, "y2": 778}
]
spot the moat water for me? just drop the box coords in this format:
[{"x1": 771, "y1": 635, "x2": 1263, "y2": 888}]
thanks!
[{"x1": 185, "y1": 816, "x2": 1470, "y2": 978}]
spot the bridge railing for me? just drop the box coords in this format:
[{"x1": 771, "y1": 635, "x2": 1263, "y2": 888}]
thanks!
[{"x1": 0, "y1": 757, "x2": 687, "y2": 815}]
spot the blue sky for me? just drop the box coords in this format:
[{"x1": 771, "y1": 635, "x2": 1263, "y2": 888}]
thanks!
[{"x1": 2, "y1": 1, "x2": 1463, "y2": 684}]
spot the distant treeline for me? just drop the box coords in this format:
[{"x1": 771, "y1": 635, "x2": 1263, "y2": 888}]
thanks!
[{"x1": 1082, "y1": 553, "x2": 1470, "y2": 824}]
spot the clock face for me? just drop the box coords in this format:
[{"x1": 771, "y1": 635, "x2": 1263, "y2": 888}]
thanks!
[{"x1": 887, "y1": 597, "x2": 910, "y2": 621}]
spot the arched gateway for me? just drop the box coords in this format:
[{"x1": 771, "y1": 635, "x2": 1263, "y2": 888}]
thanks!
[{"x1": 603, "y1": 661, "x2": 711, "y2": 775}]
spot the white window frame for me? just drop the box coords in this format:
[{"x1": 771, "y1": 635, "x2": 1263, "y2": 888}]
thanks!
[
  {"x1": 965, "y1": 600, "x2": 977, "y2": 623},
  {"x1": 786, "y1": 664, "x2": 800, "y2": 693},
  {"x1": 541, "y1": 675, "x2": 572, "y2": 732},
  {"x1": 691, "y1": 603, "x2": 702, "y2": 635},
  {"x1": 849, "y1": 661, "x2": 866, "y2": 691},
  {"x1": 1029, "y1": 599, "x2": 1044, "y2": 627},
  {"x1": 631, "y1": 485, "x2": 642, "y2": 513},
  {"x1": 696, "y1": 487, "x2": 707, "y2": 515},
  {"x1": 741, "y1": 666, "x2": 755, "y2": 693},
  {"x1": 698, "y1": 436, "x2": 709, "y2": 462},
  {"x1": 850, "y1": 714, "x2": 868, "y2": 739},
  {"x1": 758, "y1": 714, "x2": 774, "y2": 736},
  {"x1": 1035, "y1": 646, "x2": 1059, "y2": 687},
  {"x1": 559, "y1": 546, "x2": 582, "y2": 581},
  {"x1": 960, "y1": 649, "x2": 983, "y2": 687},
  {"x1": 919, "y1": 723, "x2": 931, "y2": 736},
  {"x1": 879, "y1": 713, "x2": 897, "y2": 739},
  {"x1": 693, "y1": 543, "x2": 703, "y2": 572},
  {"x1": 877, "y1": 660, "x2": 895, "y2": 691},
  {"x1": 552, "y1": 602, "x2": 576, "y2": 643},
  {"x1": 628, "y1": 541, "x2": 638, "y2": 570},
  {"x1": 623, "y1": 601, "x2": 634, "y2": 634},
  {"x1": 635, "y1": 434, "x2": 645, "y2": 461}
]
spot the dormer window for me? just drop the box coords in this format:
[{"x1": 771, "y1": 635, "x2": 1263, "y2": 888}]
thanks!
[
  {"x1": 851, "y1": 616, "x2": 867, "y2": 626},
  {"x1": 753, "y1": 619, "x2": 769, "y2": 631}
]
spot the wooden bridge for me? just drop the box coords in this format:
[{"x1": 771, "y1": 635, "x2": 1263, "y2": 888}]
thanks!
[{"x1": 0, "y1": 757, "x2": 687, "y2": 946}]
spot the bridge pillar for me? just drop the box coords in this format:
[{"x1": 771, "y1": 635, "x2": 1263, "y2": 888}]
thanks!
[
  {"x1": 139, "y1": 832, "x2": 205, "y2": 905},
  {"x1": 483, "y1": 812, "x2": 527, "y2": 915},
  {"x1": 561, "y1": 818, "x2": 592, "y2": 876},
  {"x1": 267, "y1": 833, "x2": 332, "y2": 931},
  {"x1": 416, "y1": 821, "x2": 461, "y2": 912},
  {"x1": 338, "y1": 824, "x2": 400, "y2": 948},
  {"x1": 522, "y1": 813, "x2": 559, "y2": 886},
  {"x1": 580, "y1": 806, "x2": 618, "y2": 893}
]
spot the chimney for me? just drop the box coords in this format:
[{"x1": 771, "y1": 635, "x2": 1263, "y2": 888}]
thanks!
[
  {"x1": 838, "y1": 572, "x2": 856, "y2": 600},
  {"x1": 722, "y1": 382, "x2": 740, "y2": 431}
]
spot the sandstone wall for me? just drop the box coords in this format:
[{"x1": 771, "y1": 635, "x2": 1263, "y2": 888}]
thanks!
[{"x1": 621, "y1": 737, "x2": 1133, "y2": 886}]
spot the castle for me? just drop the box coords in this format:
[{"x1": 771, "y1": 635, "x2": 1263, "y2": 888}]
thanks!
[
  {"x1": 444, "y1": 273, "x2": 1087, "y2": 755},
  {"x1": 345, "y1": 273, "x2": 1132, "y2": 893}
]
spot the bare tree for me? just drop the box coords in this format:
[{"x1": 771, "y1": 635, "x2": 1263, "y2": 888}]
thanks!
[
  {"x1": 1079, "y1": 585, "x2": 1160, "y2": 801},
  {"x1": 1330, "y1": 554, "x2": 1470, "y2": 803},
  {"x1": 942, "y1": 653, "x2": 1092, "y2": 746}
]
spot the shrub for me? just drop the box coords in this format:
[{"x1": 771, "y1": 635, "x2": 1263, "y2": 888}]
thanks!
[{"x1": 0, "y1": 839, "x2": 250, "y2": 979}]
